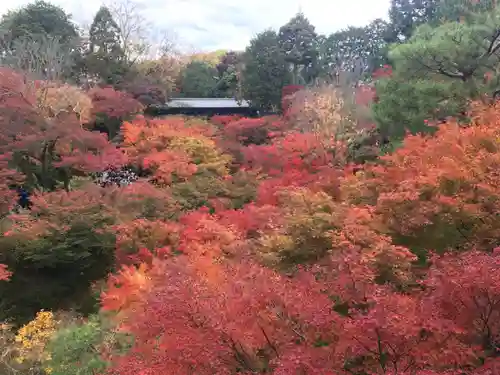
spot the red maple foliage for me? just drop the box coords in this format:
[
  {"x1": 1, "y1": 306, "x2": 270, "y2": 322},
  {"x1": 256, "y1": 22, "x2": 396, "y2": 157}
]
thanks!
[
  {"x1": 210, "y1": 114, "x2": 242, "y2": 126},
  {"x1": 6, "y1": 111, "x2": 127, "y2": 189},
  {"x1": 88, "y1": 86, "x2": 143, "y2": 121},
  {"x1": 0, "y1": 161, "x2": 23, "y2": 215},
  {"x1": 423, "y1": 249, "x2": 500, "y2": 354},
  {"x1": 0, "y1": 264, "x2": 12, "y2": 281},
  {"x1": 0, "y1": 68, "x2": 43, "y2": 147},
  {"x1": 102, "y1": 254, "x2": 343, "y2": 375},
  {"x1": 0, "y1": 69, "x2": 127, "y2": 200},
  {"x1": 242, "y1": 132, "x2": 343, "y2": 204},
  {"x1": 102, "y1": 199, "x2": 493, "y2": 375},
  {"x1": 98, "y1": 100, "x2": 500, "y2": 374},
  {"x1": 355, "y1": 83, "x2": 377, "y2": 107},
  {"x1": 1, "y1": 70, "x2": 497, "y2": 375},
  {"x1": 372, "y1": 64, "x2": 393, "y2": 80},
  {"x1": 222, "y1": 116, "x2": 285, "y2": 146},
  {"x1": 214, "y1": 116, "x2": 288, "y2": 166}
]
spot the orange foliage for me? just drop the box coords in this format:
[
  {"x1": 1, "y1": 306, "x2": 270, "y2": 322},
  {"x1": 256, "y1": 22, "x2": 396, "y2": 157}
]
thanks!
[
  {"x1": 100, "y1": 101, "x2": 500, "y2": 374},
  {"x1": 2, "y1": 77, "x2": 499, "y2": 375},
  {"x1": 122, "y1": 116, "x2": 230, "y2": 185},
  {"x1": 101, "y1": 262, "x2": 152, "y2": 323},
  {"x1": 347, "y1": 102, "x2": 500, "y2": 252}
]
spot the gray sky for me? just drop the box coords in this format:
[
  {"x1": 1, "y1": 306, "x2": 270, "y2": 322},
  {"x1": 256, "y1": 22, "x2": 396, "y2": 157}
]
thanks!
[{"x1": 0, "y1": 0, "x2": 391, "y2": 52}]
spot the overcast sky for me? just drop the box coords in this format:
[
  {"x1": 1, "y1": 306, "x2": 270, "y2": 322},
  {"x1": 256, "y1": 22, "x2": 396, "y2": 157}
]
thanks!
[{"x1": 0, "y1": 0, "x2": 391, "y2": 52}]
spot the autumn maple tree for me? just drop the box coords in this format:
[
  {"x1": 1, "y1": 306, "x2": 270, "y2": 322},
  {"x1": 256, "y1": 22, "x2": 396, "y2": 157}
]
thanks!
[
  {"x1": 87, "y1": 86, "x2": 143, "y2": 140},
  {"x1": 0, "y1": 184, "x2": 119, "y2": 321},
  {"x1": 0, "y1": 69, "x2": 127, "y2": 193},
  {"x1": 345, "y1": 102, "x2": 500, "y2": 255},
  {"x1": 81, "y1": 94, "x2": 500, "y2": 375},
  {"x1": 2, "y1": 26, "x2": 500, "y2": 374}
]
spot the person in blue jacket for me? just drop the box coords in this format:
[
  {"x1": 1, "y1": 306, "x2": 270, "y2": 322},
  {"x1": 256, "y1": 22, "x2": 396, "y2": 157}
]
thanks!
[{"x1": 17, "y1": 187, "x2": 32, "y2": 209}]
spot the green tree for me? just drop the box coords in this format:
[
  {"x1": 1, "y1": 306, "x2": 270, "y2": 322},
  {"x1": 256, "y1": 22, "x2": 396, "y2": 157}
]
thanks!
[
  {"x1": 374, "y1": 6, "x2": 500, "y2": 139},
  {"x1": 278, "y1": 12, "x2": 319, "y2": 84},
  {"x1": 0, "y1": 188, "x2": 117, "y2": 323},
  {"x1": 85, "y1": 6, "x2": 128, "y2": 85},
  {"x1": 0, "y1": 0, "x2": 78, "y2": 47},
  {"x1": 364, "y1": 19, "x2": 392, "y2": 72},
  {"x1": 322, "y1": 19, "x2": 390, "y2": 84},
  {"x1": 386, "y1": 0, "x2": 439, "y2": 42},
  {"x1": 179, "y1": 60, "x2": 218, "y2": 97},
  {"x1": 387, "y1": 0, "x2": 498, "y2": 42},
  {"x1": 214, "y1": 51, "x2": 243, "y2": 98},
  {"x1": 47, "y1": 314, "x2": 132, "y2": 375},
  {"x1": 433, "y1": 0, "x2": 497, "y2": 23},
  {"x1": 391, "y1": 9, "x2": 500, "y2": 98},
  {"x1": 373, "y1": 78, "x2": 465, "y2": 139},
  {"x1": 0, "y1": 1, "x2": 80, "y2": 80},
  {"x1": 242, "y1": 30, "x2": 291, "y2": 111}
]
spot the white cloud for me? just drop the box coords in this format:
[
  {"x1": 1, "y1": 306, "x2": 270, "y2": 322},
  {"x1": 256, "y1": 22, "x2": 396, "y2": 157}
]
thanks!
[{"x1": 0, "y1": 0, "x2": 390, "y2": 51}]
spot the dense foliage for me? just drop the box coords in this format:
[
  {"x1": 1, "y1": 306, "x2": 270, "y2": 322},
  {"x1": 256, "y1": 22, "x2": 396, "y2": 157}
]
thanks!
[
  {"x1": 1, "y1": 1, "x2": 500, "y2": 375},
  {"x1": 91, "y1": 100, "x2": 500, "y2": 375}
]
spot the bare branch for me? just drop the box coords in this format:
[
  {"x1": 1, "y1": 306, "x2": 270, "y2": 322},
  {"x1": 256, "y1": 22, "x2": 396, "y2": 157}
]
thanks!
[
  {"x1": 0, "y1": 33, "x2": 75, "y2": 82},
  {"x1": 107, "y1": 0, "x2": 150, "y2": 62}
]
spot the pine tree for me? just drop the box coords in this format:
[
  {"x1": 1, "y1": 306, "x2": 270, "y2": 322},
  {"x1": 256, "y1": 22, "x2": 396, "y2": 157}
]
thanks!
[
  {"x1": 278, "y1": 12, "x2": 319, "y2": 84},
  {"x1": 85, "y1": 6, "x2": 128, "y2": 85}
]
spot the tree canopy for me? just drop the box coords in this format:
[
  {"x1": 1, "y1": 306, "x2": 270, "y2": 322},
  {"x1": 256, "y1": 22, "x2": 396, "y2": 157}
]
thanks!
[
  {"x1": 386, "y1": 0, "x2": 439, "y2": 42},
  {"x1": 0, "y1": 0, "x2": 78, "y2": 46},
  {"x1": 242, "y1": 30, "x2": 291, "y2": 110},
  {"x1": 0, "y1": 1, "x2": 500, "y2": 374},
  {"x1": 178, "y1": 60, "x2": 218, "y2": 98},
  {"x1": 278, "y1": 12, "x2": 318, "y2": 84},
  {"x1": 85, "y1": 6, "x2": 128, "y2": 84},
  {"x1": 374, "y1": 4, "x2": 500, "y2": 139}
]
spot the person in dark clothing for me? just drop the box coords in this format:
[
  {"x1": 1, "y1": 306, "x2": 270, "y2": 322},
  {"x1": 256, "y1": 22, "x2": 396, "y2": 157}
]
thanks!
[{"x1": 17, "y1": 188, "x2": 32, "y2": 210}]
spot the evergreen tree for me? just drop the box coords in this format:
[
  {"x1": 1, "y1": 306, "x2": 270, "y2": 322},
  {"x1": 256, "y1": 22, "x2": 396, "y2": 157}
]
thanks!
[
  {"x1": 0, "y1": 1, "x2": 80, "y2": 80},
  {"x1": 0, "y1": 0, "x2": 78, "y2": 47},
  {"x1": 179, "y1": 61, "x2": 218, "y2": 98},
  {"x1": 433, "y1": 0, "x2": 497, "y2": 23},
  {"x1": 85, "y1": 6, "x2": 128, "y2": 85},
  {"x1": 214, "y1": 51, "x2": 243, "y2": 97},
  {"x1": 386, "y1": 0, "x2": 439, "y2": 42},
  {"x1": 321, "y1": 19, "x2": 390, "y2": 84},
  {"x1": 374, "y1": 4, "x2": 500, "y2": 139},
  {"x1": 242, "y1": 30, "x2": 290, "y2": 111},
  {"x1": 278, "y1": 12, "x2": 319, "y2": 84}
]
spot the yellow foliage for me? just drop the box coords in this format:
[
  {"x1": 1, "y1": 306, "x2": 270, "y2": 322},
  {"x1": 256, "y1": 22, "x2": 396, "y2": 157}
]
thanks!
[
  {"x1": 169, "y1": 136, "x2": 231, "y2": 176},
  {"x1": 256, "y1": 188, "x2": 344, "y2": 267},
  {"x1": 258, "y1": 234, "x2": 296, "y2": 265},
  {"x1": 287, "y1": 84, "x2": 358, "y2": 140},
  {"x1": 15, "y1": 310, "x2": 57, "y2": 370}
]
